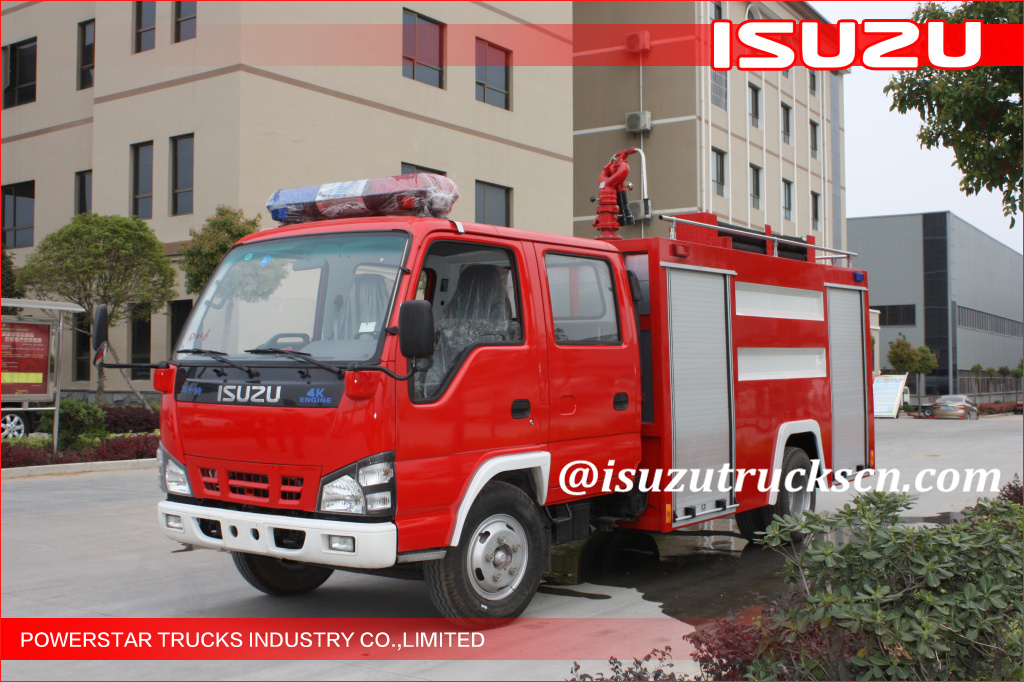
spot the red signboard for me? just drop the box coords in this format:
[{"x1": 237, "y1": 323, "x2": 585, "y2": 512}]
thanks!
[{"x1": 1, "y1": 321, "x2": 53, "y2": 400}]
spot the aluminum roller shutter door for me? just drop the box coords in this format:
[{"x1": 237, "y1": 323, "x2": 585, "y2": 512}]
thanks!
[
  {"x1": 666, "y1": 268, "x2": 733, "y2": 518},
  {"x1": 827, "y1": 287, "x2": 867, "y2": 472}
]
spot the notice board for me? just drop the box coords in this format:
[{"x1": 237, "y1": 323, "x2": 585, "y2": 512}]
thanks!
[
  {"x1": 872, "y1": 374, "x2": 908, "y2": 419},
  {"x1": 1, "y1": 320, "x2": 53, "y2": 400}
]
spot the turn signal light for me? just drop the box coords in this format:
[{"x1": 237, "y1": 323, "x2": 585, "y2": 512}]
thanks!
[{"x1": 153, "y1": 366, "x2": 177, "y2": 394}]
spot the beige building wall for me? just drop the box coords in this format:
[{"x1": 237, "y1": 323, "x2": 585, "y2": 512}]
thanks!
[
  {"x1": 2, "y1": 0, "x2": 573, "y2": 398},
  {"x1": 572, "y1": 1, "x2": 846, "y2": 251}
]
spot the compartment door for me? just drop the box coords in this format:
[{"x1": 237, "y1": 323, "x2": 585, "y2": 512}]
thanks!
[
  {"x1": 665, "y1": 266, "x2": 735, "y2": 522},
  {"x1": 827, "y1": 286, "x2": 868, "y2": 474}
]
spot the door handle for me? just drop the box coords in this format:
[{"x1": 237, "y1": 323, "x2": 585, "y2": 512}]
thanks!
[
  {"x1": 511, "y1": 399, "x2": 531, "y2": 419},
  {"x1": 613, "y1": 393, "x2": 629, "y2": 411}
]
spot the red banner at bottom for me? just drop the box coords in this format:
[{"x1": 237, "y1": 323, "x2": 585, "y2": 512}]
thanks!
[{"x1": 4, "y1": 618, "x2": 697, "y2": 661}]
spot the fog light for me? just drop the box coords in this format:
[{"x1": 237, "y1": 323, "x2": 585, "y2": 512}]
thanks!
[
  {"x1": 165, "y1": 514, "x2": 184, "y2": 531},
  {"x1": 328, "y1": 535, "x2": 355, "y2": 552}
]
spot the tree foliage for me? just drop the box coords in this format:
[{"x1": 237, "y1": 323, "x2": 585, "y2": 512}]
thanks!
[
  {"x1": 883, "y1": 1, "x2": 1023, "y2": 226},
  {"x1": 179, "y1": 205, "x2": 261, "y2": 295},
  {"x1": 886, "y1": 335, "x2": 918, "y2": 375},
  {"x1": 2, "y1": 245, "x2": 26, "y2": 315}
]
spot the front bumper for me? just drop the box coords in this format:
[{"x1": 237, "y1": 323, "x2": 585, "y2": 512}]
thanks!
[{"x1": 158, "y1": 500, "x2": 397, "y2": 569}]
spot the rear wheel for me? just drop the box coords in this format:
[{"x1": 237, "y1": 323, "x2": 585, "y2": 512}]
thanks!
[
  {"x1": 1, "y1": 411, "x2": 28, "y2": 440},
  {"x1": 231, "y1": 553, "x2": 334, "y2": 596},
  {"x1": 736, "y1": 447, "x2": 816, "y2": 543},
  {"x1": 922, "y1": 406, "x2": 933, "y2": 417},
  {"x1": 425, "y1": 481, "x2": 547, "y2": 619}
]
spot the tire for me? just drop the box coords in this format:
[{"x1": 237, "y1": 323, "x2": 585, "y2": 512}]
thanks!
[
  {"x1": 922, "y1": 406, "x2": 933, "y2": 417},
  {"x1": 425, "y1": 481, "x2": 548, "y2": 619},
  {"x1": 231, "y1": 552, "x2": 334, "y2": 596},
  {"x1": 1, "y1": 411, "x2": 28, "y2": 440},
  {"x1": 735, "y1": 447, "x2": 816, "y2": 543}
]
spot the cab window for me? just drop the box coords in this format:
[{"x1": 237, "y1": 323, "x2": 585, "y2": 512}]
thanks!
[{"x1": 544, "y1": 252, "x2": 621, "y2": 345}]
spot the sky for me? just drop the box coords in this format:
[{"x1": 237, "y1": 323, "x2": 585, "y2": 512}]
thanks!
[{"x1": 811, "y1": 1, "x2": 1023, "y2": 255}]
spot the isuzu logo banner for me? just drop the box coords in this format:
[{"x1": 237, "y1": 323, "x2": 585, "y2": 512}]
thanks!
[{"x1": 176, "y1": 381, "x2": 342, "y2": 408}]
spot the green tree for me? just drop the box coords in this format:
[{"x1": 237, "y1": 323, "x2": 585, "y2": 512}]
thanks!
[
  {"x1": 179, "y1": 205, "x2": 261, "y2": 295},
  {"x1": 1013, "y1": 360, "x2": 1023, "y2": 380},
  {"x1": 887, "y1": 336, "x2": 939, "y2": 405},
  {"x1": 970, "y1": 363, "x2": 985, "y2": 375},
  {"x1": 883, "y1": 1, "x2": 1023, "y2": 226},
  {"x1": 2, "y1": 245, "x2": 26, "y2": 315},
  {"x1": 17, "y1": 213, "x2": 176, "y2": 404},
  {"x1": 998, "y1": 365, "x2": 1011, "y2": 377}
]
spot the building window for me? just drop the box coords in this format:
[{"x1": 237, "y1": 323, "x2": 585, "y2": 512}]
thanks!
[
  {"x1": 75, "y1": 170, "x2": 92, "y2": 214},
  {"x1": 781, "y1": 103, "x2": 792, "y2": 144},
  {"x1": 782, "y1": 69, "x2": 791, "y2": 79},
  {"x1": 73, "y1": 313, "x2": 91, "y2": 382},
  {"x1": 749, "y1": 165, "x2": 761, "y2": 210},
  {"x1": 476, "y1": 39, "x2": 510, "y2": 109},
  {"x1": 809, "y1": 71, "x2": 817, "y2": 96},
  {"x1": 132, "y1": 142, "x2": 153, "y2": 220},
  {"x1": 956, "y1": 305, "x2": 1023, "y2": 338},
  {"x1": 169, "y1": 299, "x2": 193, "y2": 352},
  {"x1": 748, "y1": 83, "x2": 760, "y2": 127},
  {"x1": 131, "y1": 313, "x2": 151, "y2": 380},
  {"x1": 3, "y1": 38, "x2": 36, "y2": 108},
  {"x1": 401, "y1": 162, "x2": 446, "y2": 176},
  {"x1": 711, "y1": 1, "x2": 723, "y2": 20},
  {"x1": 402, "y1": 10, "x2": 443, "y2": 88},
  {"x1": 475, "y1": 181, "x2": 510, "y2": 227},
  {"x1": 811, "y1": 191, "x2": 820, "y2": 231},
  {"x1": 135, "y1": 2, "x2": 156, "y2": 53},
  {"x1": 878, "y1": 304, "x2": 917, "y2": 327},
  {"x1": 2, "y1": 181, "x2": 34, "y2": 248},
  {"x1": 174, "y1": 2, "x2": 196, "y2": 42},
  {"x1": 78, "y1": 21, "x2": 95, "y2": 90},
  {"x1": 810, "y1": 120, "x2": 819, "y2": 159},
  {"x1": 782, "y1": 179, "x2": 793, "y2": 221},
  {"x1": 711, "y1": 71, "x2": 727, "y2": 111},
  {"x1": 712, "y1": 148, "x2": 726, "y2": 197},
  {"x1": 171, "y1": 134, "x2": 193, "y2": 216}
]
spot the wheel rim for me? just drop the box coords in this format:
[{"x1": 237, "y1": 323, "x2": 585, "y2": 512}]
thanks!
[
  {"x1": 465, "y1": 513, "x2": 529, "y2": 601},
  {"x1": 1, "y1": 414, "x2": 25, "y2": 439},
  {"x1": 788, "y1": 470, "x2": 812, "y2": 517}
]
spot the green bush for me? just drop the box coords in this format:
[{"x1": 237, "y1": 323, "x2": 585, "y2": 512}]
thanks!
[
  {"x1": 39, "y1": 398, "x2": 108, "y2": 451},
  {"x1": 751, "y1": 493, "x2": 1024, "y2": 680}
]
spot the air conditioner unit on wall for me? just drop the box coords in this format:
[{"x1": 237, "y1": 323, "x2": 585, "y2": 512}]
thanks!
[{"x1": 625, "y1": 111, "x2": 652, "y2": 134}]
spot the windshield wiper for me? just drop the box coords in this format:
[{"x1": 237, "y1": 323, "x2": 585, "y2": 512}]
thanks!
[
  {"x1": 177, "y1": 348, "x2": 257, "y2": 377},
  {"x1": 244, "y1": 348, "x2": 343, "y2": 376}
]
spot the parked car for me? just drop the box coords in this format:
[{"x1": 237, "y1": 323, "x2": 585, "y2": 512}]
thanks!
[
  {"x1": 1014, "y1": 399, "x2": 1023, "y2": 415},
  {"x1": 1, "y1": 403, "x2": 40, "y2": 439},
  {"x1": 931, "y1": 395, "x2": 980, "y2": 420}
]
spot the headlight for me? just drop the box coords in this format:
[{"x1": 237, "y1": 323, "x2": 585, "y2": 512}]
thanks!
[
  {"x1": 157, "y1": 444, "x2": 192, "y2": 496},
  {"x1": 318, "y1": 452, "x2": 395, "y2": 516}
]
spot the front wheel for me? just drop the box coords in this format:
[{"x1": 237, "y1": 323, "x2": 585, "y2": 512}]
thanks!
[
  {"x1": 231, "y1": 552, "x2": 334, "y2": 596},
  {"x1": 425, "y1": 481, "x2": 547, "y2": 619},
  {"x1": 1, "y1": 411, "x2": 28, "y2": 440}
]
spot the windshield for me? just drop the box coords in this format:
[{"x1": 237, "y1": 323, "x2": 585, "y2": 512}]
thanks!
[{"x1": 176, "y1": 232, "x2": 409, "y2": 363}]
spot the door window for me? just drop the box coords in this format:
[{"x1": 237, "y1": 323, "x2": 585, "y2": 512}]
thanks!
[{"x1": 544, "y1": 253, "x2": 620, "y2": 345}]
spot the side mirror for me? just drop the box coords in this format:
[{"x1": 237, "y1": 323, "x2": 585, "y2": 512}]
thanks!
[
  {"x1": 398, "y1": 300, "x2": 434, "y2": 359},
  {"x1": 92, "y1": 304, "x2": 109, "y2": 365}
]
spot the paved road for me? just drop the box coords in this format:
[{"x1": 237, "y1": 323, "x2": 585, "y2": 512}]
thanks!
[{"x1": 3, "y1": 415, "x2": 1020, "y2": 680}]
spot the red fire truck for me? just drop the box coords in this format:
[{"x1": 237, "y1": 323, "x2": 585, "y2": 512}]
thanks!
[{"x1": 93, "y1": 151, "x2": 874, "y2": 620}]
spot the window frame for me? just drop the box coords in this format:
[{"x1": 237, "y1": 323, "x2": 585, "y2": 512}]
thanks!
[
  {"x1": 1, "y1": 180, "x2": 35, "y2": 248},
  {"x1": 73, "y1": 313, "x2": 91, "y2": 382},
  {"x1": 475, "y1": 180, "x2": 511, "y2": 227},
  {"x1": 781, "y1": 102, "x2": 792, "y2": 144},
  {"x1": 130, "y1": 312, "x2": 152, "y2": 380},
  {"x1": 171, "y1": 133, "x2": 194, "y2": 216},
  {"x1": 3, "y1": 37, "x2": 37, "y2": 108},
  {"x1": 131, "y1": 141, "x2": 154, "y2": 220},
  {"x1": 410, "y1": 239, "x2": 526, "y2": 404},
  {"x1": 135, "y1": 2, "x2": 156, "y2": 53},
  {"x1": 782, "y1": 179, "x2": 793, "y2": 221},
  {"x1": 809, "y1": 71, "x2": 817, "y2": 96},
  {"x1": 711, "y1": 147, "x2": 726, "y2": 197},
  {"x1": 75, "y1": 170, "x2": 92, "y2": 215},
  {"x1": 811, "y1": 191, "x2": 820, "y2": 231},
  {"x1": 400, "y1": 162, "x2": 446, "y2": 177},
  {"x1": 543, "y1": 251, "x2": 622, "y2": 347},
  {"x1": 749, "y1": 164, "x2": 761, "y2": 210},
  {"x1": 174, "y1": 1, "x2": 197, "y2": 43},
  {"x1": 402, "y1": 10, "x2": 444, "y2": 88},
  {"x1": 748, "y1": 83, "x2": 760, "y2": 127},
  {"x1": 78, "y1": 20, "x2": 95, "y2": 90},
  {"x1": 475, "y1": 38, "x2": 510, "y2": 110},
  {"x1": 810, "y1": 120, "x2": 819, "y2": 159}
]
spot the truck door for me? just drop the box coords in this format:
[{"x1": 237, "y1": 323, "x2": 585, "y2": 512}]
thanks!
[
  {"x1": 395, "y1": 238, "x2": 545, "y2": 549},
  {"x1": 535, "y1": 247, "x2": 640, "y2": 501}
]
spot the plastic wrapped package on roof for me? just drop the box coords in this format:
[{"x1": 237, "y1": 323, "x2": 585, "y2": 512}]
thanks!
[{"x1": 266, "y1": 173, "x2": 459, "y2": 225}]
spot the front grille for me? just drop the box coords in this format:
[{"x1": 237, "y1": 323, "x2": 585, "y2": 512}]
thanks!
[
  {"x1": 188, "y1": 459, "x2": 315, "y2": 510},
  {"x1": 228, "y1": 471, "x2": 270, "y2": 499}
]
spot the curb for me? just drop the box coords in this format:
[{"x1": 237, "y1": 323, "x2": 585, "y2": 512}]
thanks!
[{"x1": 2, "y1": 457, "x2": 157, "y2": 480}]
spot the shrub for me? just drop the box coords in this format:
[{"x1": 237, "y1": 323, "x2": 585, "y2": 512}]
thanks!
[
  {"x1": 39, "y1": 398, "x2": 108, "y2": 450},
  {"x1": 978, "y1": 402, "x2": 1015, "y2": 415},
  {"x1": 570, "y1": 648, "x2": 680, "y2": 681},
  {"x1": 998, "y1": 474, "x2": 1023, "y2": 505},
  {"x1": 104, "y1": 405, "x2": 160, "y2": 434},
  {"x1": 752, "y1": 493, "x2": 1024, "y2": 680},
  {"x1": 1, "y1": 433, "x2": 159, "y2": 468}
]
